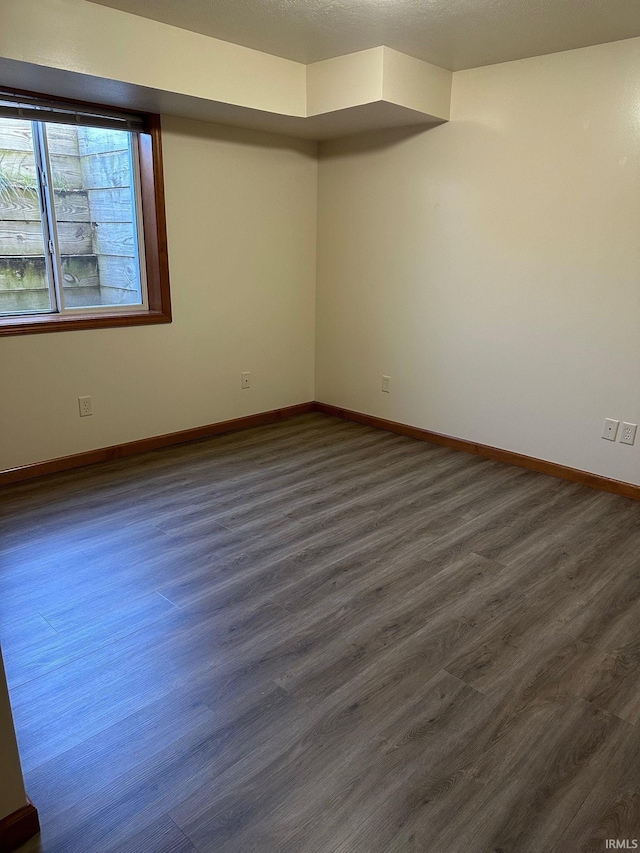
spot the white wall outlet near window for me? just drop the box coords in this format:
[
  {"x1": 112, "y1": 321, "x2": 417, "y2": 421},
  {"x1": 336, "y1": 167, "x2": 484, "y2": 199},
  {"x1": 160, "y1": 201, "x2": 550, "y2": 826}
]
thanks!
[
  {"x1": 602, "y1": 418, "x2": 619, "y2": 441},
  {"x1": 382, "y1": 375, "x2": 391, "y2": 393},
  {"x1": 78, "y1": 396, "x2": 92, "y2": 417},
  {"x1": 241, "y1": 372, "x2": 251, "y2": 389},
  {"x1": 620, "y1": 422, "x2": 638, "y2": 446}
]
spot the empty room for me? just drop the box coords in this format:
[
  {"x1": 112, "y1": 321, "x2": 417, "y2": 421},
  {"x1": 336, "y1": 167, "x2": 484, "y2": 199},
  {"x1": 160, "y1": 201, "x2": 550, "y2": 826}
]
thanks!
[{"x1": 2, "y1": 0, "x2": 640, "y2": 851}]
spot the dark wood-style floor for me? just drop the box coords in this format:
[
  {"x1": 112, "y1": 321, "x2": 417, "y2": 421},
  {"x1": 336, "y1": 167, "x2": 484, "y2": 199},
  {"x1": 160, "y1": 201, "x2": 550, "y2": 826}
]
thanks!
[{"x1": 3, "y1": 412, "x2": 640, "y2": 853}]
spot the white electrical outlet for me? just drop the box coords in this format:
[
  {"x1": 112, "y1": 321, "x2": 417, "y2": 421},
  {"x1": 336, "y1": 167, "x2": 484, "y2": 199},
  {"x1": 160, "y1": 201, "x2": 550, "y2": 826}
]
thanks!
[
  {"x1": 241, "y1": 372, "x2": 251, "y2": 389},
  {"x1": 78, "y1": 396, "x2": 92, "y2": 417},
  {"x1": 620, "y1": 422, "x2": 638, "y2": 446},
  {"x1": 382, "y1": 375, "x2": 391, "y2": 393}
]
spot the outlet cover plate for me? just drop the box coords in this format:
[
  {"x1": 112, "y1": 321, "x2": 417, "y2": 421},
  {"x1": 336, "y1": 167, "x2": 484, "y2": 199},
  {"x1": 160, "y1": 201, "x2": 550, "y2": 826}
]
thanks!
[
  {"x1": 602, "y1": 418, "x2": 619, "y2": 441},
  {"x1": 620, "y1": 422, "x2": 638, "y2": 446},
  {"x1": 78, "y1": 396, "x2": 92, "y2": 417}
]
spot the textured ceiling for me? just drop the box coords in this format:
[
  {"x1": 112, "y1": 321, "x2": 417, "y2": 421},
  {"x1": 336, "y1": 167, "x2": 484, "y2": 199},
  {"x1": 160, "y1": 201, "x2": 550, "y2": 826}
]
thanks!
[{"x1": 87, "y1": 0, "x2": 640, "y2": 71}]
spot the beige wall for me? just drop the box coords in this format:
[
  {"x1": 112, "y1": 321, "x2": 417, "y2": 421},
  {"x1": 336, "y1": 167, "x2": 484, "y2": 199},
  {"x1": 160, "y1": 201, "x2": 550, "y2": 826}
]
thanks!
[
  {"x1": 1, "y1": 0, "x2": 307, "y2": 117},
  {"x1": 307, "y1": 48, "x2": 385, "y2": 117},
  {"x1": 3, "y1": 36, "x2": 640, "y2": 485},
  {"x1": 1, "y1": 117, "x2": 317, "y2": 471},
  {"x1": 0, "y1": 649, "x2": 27, "y2": 820},
  {"x1": 316, "y1": 37, "x2": 640, "y2": 486}
]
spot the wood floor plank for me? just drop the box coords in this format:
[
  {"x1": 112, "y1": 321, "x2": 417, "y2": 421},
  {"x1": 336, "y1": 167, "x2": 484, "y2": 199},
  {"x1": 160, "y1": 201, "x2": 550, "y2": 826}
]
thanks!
[
  {"x1": 552, "y1": 720, "x2": 640, "y2": 853},
  {"x1": 103, "y1": 814, "x2": 199, "y2": 853},
  {"x1": 169, "y1": 662, "x2": 484, "y2": 853}
]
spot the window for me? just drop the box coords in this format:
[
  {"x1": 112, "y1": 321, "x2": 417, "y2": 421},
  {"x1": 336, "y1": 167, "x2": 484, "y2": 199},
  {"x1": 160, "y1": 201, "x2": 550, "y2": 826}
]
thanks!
[{"x1": 0, "y1": 90, "x2": 171, "y2": 335}]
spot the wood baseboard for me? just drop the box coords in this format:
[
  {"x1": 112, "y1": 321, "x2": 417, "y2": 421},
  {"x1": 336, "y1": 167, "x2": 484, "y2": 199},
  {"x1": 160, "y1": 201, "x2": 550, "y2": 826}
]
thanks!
[
  {"x1": 315, "y1": 402, "x2": 640, "y2": 502},
  {"x1": 0, "y1": 801, "x2": 39, "y2": 852},
  {"x1": 0, "y1": 403, "x2": 315, "y2": 487},
  {"x1": 3, "y1": 400, "x2": 639, "y2": 501}
]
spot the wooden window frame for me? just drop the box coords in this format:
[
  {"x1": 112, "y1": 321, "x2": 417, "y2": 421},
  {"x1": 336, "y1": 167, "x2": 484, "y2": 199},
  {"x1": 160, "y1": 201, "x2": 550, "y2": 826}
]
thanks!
[{"x1": 0, "y1": 97, "x2": 171, "y2": 336}]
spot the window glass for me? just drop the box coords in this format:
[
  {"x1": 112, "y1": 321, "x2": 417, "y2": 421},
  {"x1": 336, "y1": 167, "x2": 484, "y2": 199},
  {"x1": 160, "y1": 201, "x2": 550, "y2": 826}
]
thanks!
[
  {"x1": 48, "y1": 124, "x2": 144, "y2": 310},
  {"x1": 0, "y1": 116, "x2": 146, "y2": 317},
  {"x1": 0, "y1": 117, "x2": 53, "y2": 315}
]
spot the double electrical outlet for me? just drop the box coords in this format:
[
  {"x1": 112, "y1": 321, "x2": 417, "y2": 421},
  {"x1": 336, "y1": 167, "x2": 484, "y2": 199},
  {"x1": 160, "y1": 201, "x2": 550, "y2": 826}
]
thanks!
[
  {"x1": 603, "y1": 418, "x2": 637, "y2": 446},
  {"x1": 78, "y1": 396, "x2": 92, "y2": 417}
]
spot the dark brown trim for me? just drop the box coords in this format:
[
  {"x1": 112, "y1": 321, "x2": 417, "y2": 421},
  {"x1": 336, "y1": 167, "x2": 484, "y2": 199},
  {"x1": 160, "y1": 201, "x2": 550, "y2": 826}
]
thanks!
[
  {"x1": 0, "y1": 309, "x2": 171, "y2": 336},
  {"x1": 139, "y1": 114, "x2": 171, "y2": 321},
  {"x1": 0, "y1": 800, "x2": 39, "y2": 853},
  {"x1": 0, "y1": 108, "x2": 171, "y2": 337},
  {"x1": 3, "y1": 400, "x2": 639, "y2": 501},
  {"x1": 0, "y1": 403, "x2": 314, "y2": 486},
  {"x1": 315, "y1": 402, "x2": 640, "y2": 502}
]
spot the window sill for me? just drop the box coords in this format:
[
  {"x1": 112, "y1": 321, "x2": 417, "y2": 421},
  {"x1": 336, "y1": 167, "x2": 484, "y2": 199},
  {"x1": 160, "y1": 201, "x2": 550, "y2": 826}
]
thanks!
[{"x1": 0, "y1": 308, "x2": 172, "y2": 337}]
